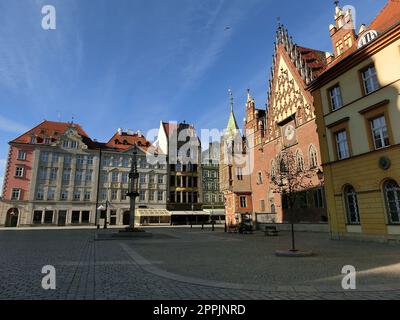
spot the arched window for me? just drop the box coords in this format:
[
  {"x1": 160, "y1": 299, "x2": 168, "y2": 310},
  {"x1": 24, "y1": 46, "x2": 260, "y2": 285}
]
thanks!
[
  {"x1": 270, "y1": 160, "x2": 276, "y2": 180},
  {"x1": 344, "y1": 185, "x2": 360, "y2": 225},
  {"x1": 296, "y1": 150, "x2": 304, "y2": 172},
  {"x1": 384, "y1": 180, "x2": 400, "y2": 224},
  {"x1": 309, "y1": 145, "x2": 318, "y2": 168}
]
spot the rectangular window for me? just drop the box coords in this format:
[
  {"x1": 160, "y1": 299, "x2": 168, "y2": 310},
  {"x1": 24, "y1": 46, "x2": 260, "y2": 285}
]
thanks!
[
  {"x1": 84, "y1": 191, "x2": 91, "y2": 201},
  {"x1": 362, "y1": 65, "x2": 379, "y2": 94},
  {"x1": 112, "y1": 171, "x2": 119, "y2": 183},
  {"x1": 122, "y1": 157, "x2": 130, "y2": 167},
  {"x1": 140, "y1": 174, "x2": 146, "y2": 184},
  {"x1": 38, "y1": 167, "x2": 47, "y2": 180},
  {"x1": 140, "y1": 190, "x2": 146, "y2": 201},
  {"x1": 76, "y1": 155, "x2": 85, "y2": 165},
  {"x1": 15, "y1": 166, "x2": 24, "y2": 178},
  {"x1": 157, "y1": 191, "x2": 163, "y2": 201},
  {"x1": 87, "y1": 156, "x2": 94, "y2": 165},
  {"x1": 335, "y1": 130, "x2": 350, "y2": 160},
  {"x1": 121, "y1": 172, "x2": 129, "y2": 184},
  {"x1": 17, "y1": 150, "x2": 26, "y2": 160},
  {"x1": 50, "y1": 168, "x2": 58, "y2": 181},
  {"x1": 44, "y1": 138, "x2": 51, "y2": 145},
  {"x1": 64, "y1": 154, "x2": 72, "y2": 164},
  {"x1": 240, "y1": 196, "x2": 247, "y2": 208},
  {"x1": 85, "y1": 170, "x2": 93, "y2": 182},
  {"x1": 36, "y1": 188, "x2": 44, "y2": 200},
  {"x1": 11, "y1": 188, "x2": 21, "y2": 200},
  {"x1": 73, "y1": 190, "x2": 81, "y2": 201},
  {"x1": 71, "y1": 211, "x2": 80, "y2": 224},
  {"x1": 111, "y1": 189, "x2": 118, "y2": 201},
  {"x1": 75, "y1": 170, "x2": 83, "y2": 184},
  {"x1": 40, "y1": 152, "x2": 50, "y2": 163},
  {"x1": 100, "y1": 189, "x2": 107, "y2": 201},
  {"x1": 149, "y1": 191, "x2": 155, "y2": 201},
  {"x1": 81, "y1": 211, "x2": 90, "y2": 224},
  {"x1": 62, "y1": 169, "x2": 70, "y2": 182},
  {"x1": 52, "y1": 152, "x2": 59, "y2": 163},
  {"x1": 33, "y1": 211, "x2": 42, "y2": 224},
  {"x1": 60, "y1": 190, "x2": 68, "y2": 201},
  {"x1": 158, "y1": 175, "x2": 164, "y2": 184},
  {"x1": 47, "y1": 187, "x2": 55, "y2": 200},
  {"x1": 329, "y1": 85, "x2": 343, "y2": 111},
  {"x1": 370, "y1": 115, "x2": 390, "y2": 150},
  {"x1": 121, "y1": 190, "x2": 128, "y2": 201},
  {"x1": 44, "y1": 211, "x2": 54, "y2": 224}
]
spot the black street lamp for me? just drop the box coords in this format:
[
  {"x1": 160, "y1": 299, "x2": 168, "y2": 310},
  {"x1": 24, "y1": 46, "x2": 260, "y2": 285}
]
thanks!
[{"x1": 126, "y1": 144, "x2": 140, "y2": 231}]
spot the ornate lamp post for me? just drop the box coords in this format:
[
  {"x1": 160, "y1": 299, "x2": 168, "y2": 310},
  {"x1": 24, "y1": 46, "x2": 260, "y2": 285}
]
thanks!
[{"x1": 126, "y1": 144, "x2": 140, "y2": 231}]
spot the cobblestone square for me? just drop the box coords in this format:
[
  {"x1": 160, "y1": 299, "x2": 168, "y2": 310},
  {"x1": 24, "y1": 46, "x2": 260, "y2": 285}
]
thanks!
[{"x1": 0, "y1": 228, "x2": 399, "y2": 300}]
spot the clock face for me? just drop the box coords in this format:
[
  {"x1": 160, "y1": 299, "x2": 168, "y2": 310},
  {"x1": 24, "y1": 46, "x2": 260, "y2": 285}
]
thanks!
[{"x1": 284, "y1": 125, "x2": 295, "y2": 141}]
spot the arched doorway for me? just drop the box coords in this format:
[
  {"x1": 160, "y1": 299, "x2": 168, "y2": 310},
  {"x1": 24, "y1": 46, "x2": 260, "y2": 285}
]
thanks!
[
  {"x1": 6, "y1": 208, "x2": 19, "y2": 227},
  {"x1": 123, "y1": 211, "x2": 130, "y2": 226}
]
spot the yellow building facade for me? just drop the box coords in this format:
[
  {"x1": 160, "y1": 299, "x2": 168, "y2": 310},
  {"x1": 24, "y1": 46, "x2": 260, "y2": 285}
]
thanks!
[{"x1": 309, "y1": 2, "x2": 400, "y2": 242}]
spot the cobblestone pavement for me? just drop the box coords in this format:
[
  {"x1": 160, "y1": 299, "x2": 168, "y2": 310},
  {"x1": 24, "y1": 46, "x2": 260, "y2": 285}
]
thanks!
[{"x1": 0, "y1": 228, "x2": 399, "y2": 300}]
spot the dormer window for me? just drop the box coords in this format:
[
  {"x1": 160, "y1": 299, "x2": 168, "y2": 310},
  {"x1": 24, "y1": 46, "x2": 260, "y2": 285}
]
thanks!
[
  {"x1": 123, "y1": 140, "x2": 128, "y2": 145},
  {"x1": 30, "y1": 136, "x2": 36, "y2": 144},
  {"x1": 62, "y1": 140, "x2": 78, "y2": 149},
  {"x1": 45, "y1": 138, "x2": 51, "y2": 145},
  {"x1": 114, "y1": 139, "x2": 120, "y2": 145}
]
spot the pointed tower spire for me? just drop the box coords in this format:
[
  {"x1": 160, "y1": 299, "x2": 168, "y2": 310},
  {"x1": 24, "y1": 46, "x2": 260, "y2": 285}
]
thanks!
[
  {"x1": 225, "y1": 89, "x2": 240, "y2": 140},
  {"x1": 229, "y1": 88, "x2": 234, "y2": 112}
]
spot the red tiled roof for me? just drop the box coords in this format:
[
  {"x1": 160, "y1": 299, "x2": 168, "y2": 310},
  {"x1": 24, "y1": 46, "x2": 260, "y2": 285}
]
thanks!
[
  {"x1": 369, "y1": 0, "x2": 400, "y2": 33},
  {"x1": 105, "y1": 131, "x2": 150, "y2": 151},
  {"x1": 11, "y1": 120, "x2": 89, "y2": 144},
  {"x1": 297, "y1": 46, "x2": 328, "y2": 77}
]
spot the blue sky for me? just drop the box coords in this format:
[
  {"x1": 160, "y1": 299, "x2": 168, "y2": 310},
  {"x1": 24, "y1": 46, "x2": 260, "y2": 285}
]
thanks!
[{"x1": 0, "y1": 0, "x2": 387, "y2": 191}]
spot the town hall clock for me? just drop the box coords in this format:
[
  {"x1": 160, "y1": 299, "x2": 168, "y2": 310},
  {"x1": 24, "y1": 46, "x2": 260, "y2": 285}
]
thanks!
[{"x1": 282, "y1": 120, "x2": 297, "y2": 147}]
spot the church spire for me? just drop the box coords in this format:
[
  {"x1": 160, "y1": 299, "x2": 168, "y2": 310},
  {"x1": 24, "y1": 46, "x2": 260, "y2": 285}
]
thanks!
[{"x1": 225, "y1": 89, "x2": 239, "y2": 137}]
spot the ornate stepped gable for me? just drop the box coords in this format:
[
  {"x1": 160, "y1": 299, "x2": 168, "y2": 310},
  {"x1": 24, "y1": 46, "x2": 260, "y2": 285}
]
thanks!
[{"x1": 264, "y1": 25, "x2": 327, "y2": 142}]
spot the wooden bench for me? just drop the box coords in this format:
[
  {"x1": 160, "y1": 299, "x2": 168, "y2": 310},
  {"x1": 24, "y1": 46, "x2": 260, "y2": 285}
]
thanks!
[{"x1": 264, "y1": 226, "x2": 280, "y2": 236}]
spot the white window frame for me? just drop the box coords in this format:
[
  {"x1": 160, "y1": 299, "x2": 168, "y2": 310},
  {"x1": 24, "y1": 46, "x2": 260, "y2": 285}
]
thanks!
[
  {"x1": 335, "y1": 130, "x2": 350, "y2": 160},
  {"x1": 11, "y1": 188, "x2": 21, "y2": 200},
  {"x1": 362, "y1": 65, "x2": 379, "y2": 94},
  {"x1": 15, "y1": 166, "x2": 24, "y2": 178},
  {"x1": 17, "y1": 150, "x2": 26, "y2": 160},
  {"x1": 329, "y1": 85, "x2": 343, "y2": 111},
  {"x1": 370, "y1": 115, "x2": 390, "y2": 150}
]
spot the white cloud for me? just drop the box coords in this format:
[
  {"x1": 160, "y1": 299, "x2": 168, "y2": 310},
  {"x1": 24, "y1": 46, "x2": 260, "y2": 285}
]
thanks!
[{"x1": 0, "y1": 116, "x2": 29, "y2": 134}]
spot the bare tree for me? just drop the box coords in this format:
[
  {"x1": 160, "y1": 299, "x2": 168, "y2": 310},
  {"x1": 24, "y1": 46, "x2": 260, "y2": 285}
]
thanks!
[{"x1": 266, "y1": 150, "x2": 315, "y2": 252}]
